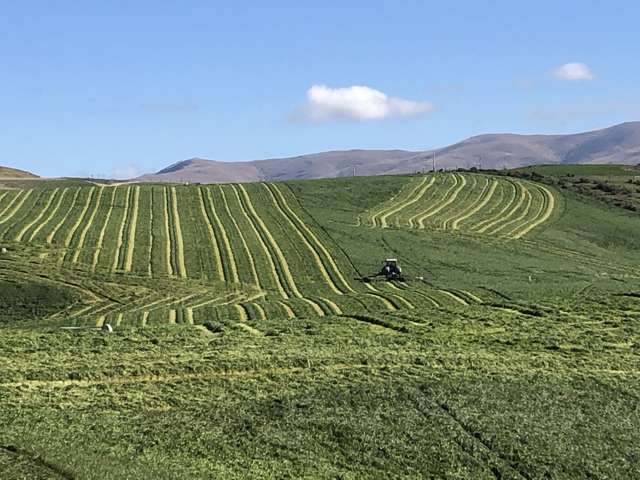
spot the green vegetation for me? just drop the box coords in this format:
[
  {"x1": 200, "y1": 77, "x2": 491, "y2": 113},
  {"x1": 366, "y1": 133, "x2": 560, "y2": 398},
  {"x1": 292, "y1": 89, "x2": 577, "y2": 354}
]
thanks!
[
  {"x1": 511, "y1": 163, "x2": 640, "y2": 213},
  {"x1": 1, "y1": 171, "x2": 639, "y2": 478}
]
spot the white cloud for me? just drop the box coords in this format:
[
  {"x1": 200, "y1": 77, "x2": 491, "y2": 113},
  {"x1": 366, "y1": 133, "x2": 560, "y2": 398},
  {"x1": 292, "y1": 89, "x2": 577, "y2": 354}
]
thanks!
[
  {"x1": 111, "y1": 165, "x2": 140, "y2": 180},
  {"x1": 553, "y1": 62, "x2": 595, "y2": 81},
  {"x1": 295, "y1": 85, "x2": 434, "y2": 122}
]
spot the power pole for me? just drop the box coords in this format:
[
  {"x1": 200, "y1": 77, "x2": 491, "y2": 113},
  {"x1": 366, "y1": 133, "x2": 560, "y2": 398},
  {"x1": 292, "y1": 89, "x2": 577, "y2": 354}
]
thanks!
[
  {"x1": 353, "y1": 166, "x2": 356, "y2": 177},
  {"x1": 432, "y1": 151, "x2": 436, "y2": 172}
]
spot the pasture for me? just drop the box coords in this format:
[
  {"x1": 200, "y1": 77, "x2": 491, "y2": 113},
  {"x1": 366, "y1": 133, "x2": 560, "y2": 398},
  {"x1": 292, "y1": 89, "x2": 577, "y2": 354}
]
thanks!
[{"x1": 1, "y1": 170, "x2": 639, "y2": 478}]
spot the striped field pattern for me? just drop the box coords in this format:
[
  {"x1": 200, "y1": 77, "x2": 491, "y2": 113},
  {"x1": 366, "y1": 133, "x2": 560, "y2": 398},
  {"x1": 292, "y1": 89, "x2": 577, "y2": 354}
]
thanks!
[
  {"x1": 0, "y1": 181, "x2": 484, "y2": 327},
  {"x1": 366, "y1": 172, "x2": 556, "y2": 239}
]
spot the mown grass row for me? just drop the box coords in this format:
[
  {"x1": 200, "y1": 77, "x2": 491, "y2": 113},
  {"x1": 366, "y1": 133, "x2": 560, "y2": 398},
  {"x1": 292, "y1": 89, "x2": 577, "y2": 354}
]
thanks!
[{"x1": 365, "y1": 172, "x2": 556, "y2": 238}]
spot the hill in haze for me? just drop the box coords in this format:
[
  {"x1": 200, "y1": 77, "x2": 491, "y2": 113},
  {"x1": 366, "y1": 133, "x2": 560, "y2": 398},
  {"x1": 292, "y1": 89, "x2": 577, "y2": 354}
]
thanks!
[
  {"x1": 138, "y1": 121, "x2": 640, "y2": 183},
  {"x1": 0, "y1": 165, "x2": 38, "y2": 179}
]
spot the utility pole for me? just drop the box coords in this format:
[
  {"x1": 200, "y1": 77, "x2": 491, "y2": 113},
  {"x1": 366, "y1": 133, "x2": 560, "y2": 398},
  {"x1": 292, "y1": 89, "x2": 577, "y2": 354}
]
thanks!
[
  {"x1": 432, "y1": 151, "x2": 436, "y2": 172},
  {"x1": 353, "y1": 166, "x2": 356, "y2": 177}
]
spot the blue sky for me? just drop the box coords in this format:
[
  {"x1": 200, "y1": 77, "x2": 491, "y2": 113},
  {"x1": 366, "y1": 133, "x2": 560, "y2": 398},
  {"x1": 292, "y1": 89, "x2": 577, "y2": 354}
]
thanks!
[{"x1": 1, "y1": 1, "x2": 638, "y2": 177}]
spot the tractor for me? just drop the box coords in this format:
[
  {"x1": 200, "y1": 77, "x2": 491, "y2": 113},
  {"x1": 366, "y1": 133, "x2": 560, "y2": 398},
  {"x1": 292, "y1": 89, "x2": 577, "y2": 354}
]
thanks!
[{"x1": 362, "y1": 258, "x2": 405, "y2": 283}]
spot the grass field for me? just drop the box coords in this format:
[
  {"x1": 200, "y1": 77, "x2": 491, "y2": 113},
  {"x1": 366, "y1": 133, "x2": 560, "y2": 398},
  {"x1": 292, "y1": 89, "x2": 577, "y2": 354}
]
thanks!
[{"x1": 1, "y1": 168, "x2": 639, "y2": 478}]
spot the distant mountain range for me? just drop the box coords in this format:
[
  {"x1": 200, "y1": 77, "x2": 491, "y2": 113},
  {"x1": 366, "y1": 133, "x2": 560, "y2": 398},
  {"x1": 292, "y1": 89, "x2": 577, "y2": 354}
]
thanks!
[{"x1": 138, "y1": 122, "x2": 640, "y2": 183}]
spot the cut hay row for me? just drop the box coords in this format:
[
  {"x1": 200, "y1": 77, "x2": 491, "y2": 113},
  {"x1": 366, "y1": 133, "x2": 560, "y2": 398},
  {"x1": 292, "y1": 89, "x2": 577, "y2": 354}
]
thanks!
[
  {"x1": 263, "y1": 183, "x2": 343, "y2": 295},
  {"x1": 417, "y1": 173, "x2": 467, "y2": 228},
  {"x1": 230, "y1": 184, "x2": 288, "y2": 298},
  {"x1": 14, "y1": 188, "x2": 59, "y2": 242},
  {"x1": 511, "y1": 184, "x2": 557, "y2": 239},
  {"x1": 451, "y1": 178, "x2": 498, "y2": 229},
  {"x1": 379, "y1": 176, "x2": 435, "y2": 228},
  {"x1": 441, "y1": 175, "x2": 478, "y2": 230},
  {"x1": 485, "y1": 182, "x2": 531, "y2": 235},
  {"x1": 221, "y1": 189, "x2": 260, "y2": 286},
  {"x1": 0, "y1": 190, "x2": 28, "y2": 223},
  {"x1": 197, "y1": 188, "x2": 224, "y2": 282},
  {"x1": 28, "y1": 188, "x2": 68, "y2": 242},
  {"x1": 475, "y1": 180, "x2": 522, "y2": 233},
  {"x1": 64, "y1": 187, "x2": 97, "y2": 249},
  {"x1": 170, "y1": 187, "x2": 187, "y2": 278},
  {"x1": 123, "y1": 186, "x2": 140, "y2": 272},
  {"x1": 277, "y1": 300, "x2": 295, "y2": 319},
  {"x1": 436, "y1": 289, "x2": 469, "y2": 306},
  {"x1": 234, "y1": 304, "x2": 249, "y2": 322},
  {"x1": 91, "y1": 187, "x2": 117, "y2": 271},
  {"x1": 111, "y1": 186, "x2": 131, "y2": 271},
  {"x1": 367, "y1": 177, "x2": 425, "y2": 227},
  {"x1": 0, "y1": 189, "x2": 33, "y2": 228},
  {"x1": 499, "y1": 186, "x2": 536, "y2": 236},
  {"x1": 270, "y1": 184, "x2": 356, "y2": 294},
  {"x1": 146, "y1": 189, "x2": 154, "y2": 276},
  {"x1": 364, "y1": 292, "x2": 397, "y2": 311},
  {"x1": 207, "y1": 187, "x2": 240, "y2": 283},
  {"x1": 71, "y1": 187, "x2": 105, "y2": 264},
  {"x1": 406, "y1": 175, "x2": 455, "y2": 228},
  {"x1": 162, "y1": 187, "x2": 174, "y2": 276},
  {"x1": 47, "y1": 188, "x2": 79, "y2": 244}
]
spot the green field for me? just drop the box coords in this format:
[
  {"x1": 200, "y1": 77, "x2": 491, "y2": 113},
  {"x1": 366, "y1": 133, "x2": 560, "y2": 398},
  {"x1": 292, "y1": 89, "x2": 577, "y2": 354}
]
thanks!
[{"x1": 1, "y1": 169, "x2": 639, "y2": 478}]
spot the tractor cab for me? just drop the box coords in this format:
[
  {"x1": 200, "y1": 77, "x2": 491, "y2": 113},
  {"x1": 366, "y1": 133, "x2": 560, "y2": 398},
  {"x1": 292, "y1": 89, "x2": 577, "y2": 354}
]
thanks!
[
  {"x1": 380, "y1": 258, "x2": 403, "y2": 281},
  {"x1": 362, "y1": 258, "x2": 404, "y2": 282}
]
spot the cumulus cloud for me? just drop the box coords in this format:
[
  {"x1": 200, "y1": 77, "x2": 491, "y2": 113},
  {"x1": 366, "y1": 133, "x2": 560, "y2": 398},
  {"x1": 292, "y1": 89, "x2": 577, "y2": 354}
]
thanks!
[
  {"x1": 294, "y1": 85, "x2": 434, "y2": 122},
  {"x1": 553, "y1": 62, "x2": 595, "y2": 81}
]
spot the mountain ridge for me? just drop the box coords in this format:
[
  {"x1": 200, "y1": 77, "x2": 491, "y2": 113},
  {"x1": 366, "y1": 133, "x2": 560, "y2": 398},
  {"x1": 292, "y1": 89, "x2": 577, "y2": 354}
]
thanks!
[{"x1": 139, "y1": 121, "x2": 640, "y2": 183}]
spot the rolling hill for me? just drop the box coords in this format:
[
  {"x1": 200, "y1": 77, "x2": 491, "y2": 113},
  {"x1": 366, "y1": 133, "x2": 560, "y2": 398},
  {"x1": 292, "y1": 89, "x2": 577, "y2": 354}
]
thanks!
[
  {"x1": 139, "y1": 121, "x2": 640, "y2": 183},
  {"x1": 1, "y1": 170, "x2": 639, "y2": 478},
  {"x1": 0, "y1": 166, "x2": 38, "y2": 179}
]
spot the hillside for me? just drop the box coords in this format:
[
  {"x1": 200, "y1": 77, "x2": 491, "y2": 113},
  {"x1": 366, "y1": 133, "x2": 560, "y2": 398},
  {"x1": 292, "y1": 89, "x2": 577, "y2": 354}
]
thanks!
[
  {"x1": 1, "y1": 171, "x2": 639, "y2": 478},
  {"x1": 139, "y1": 121, "x2": 640, "y2": 183},
  {"x1": 0, "y1": 166, "x2": 38, "y2": 179}
]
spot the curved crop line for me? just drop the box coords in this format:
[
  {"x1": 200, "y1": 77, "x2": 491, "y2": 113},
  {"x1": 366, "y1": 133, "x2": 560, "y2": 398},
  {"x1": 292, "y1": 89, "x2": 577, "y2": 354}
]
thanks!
[
  {"x1": 112, "y1": 186, "x2": 131, "y2": 271},
  {"x1": 475, "y1": 180, "x2": 521, "y2": 233},
  {"x1": 276, "y1": 300, "x2": 295, "y2": 318},
  {"x1": 512, "y1": 184, "x2": 556, "y2": 239},
  {"x1": 364, "y1": 292, "x2": 397, "y2": 311},
  {"x1": 218, "y1": 187, "x2": 258, "y2": 286},
  {"x1": 437, "y1": 289, "x2": 469, "y2": 306},
  {"x1": 123, "y1": 186, "x2": 140, "y2": 272},
  {"x1": 71, "y1": 187, "x2": 105, "y2": 263},
  {"x1": 489, "y1": 183, "x2": 532, "y2": 236},
  {"x1": 235, "y1": 304, "x2": 249, "y2": 322},
  {"x1": 320, "y1": 297, "x2": 343, "y2": 315},
  {"x1": 252, "y1": 302, "x2": 267, "y2": 320},
  {"x1": 15, "y1": 188, "x2": 59, "y2": 242},
  {"x1": 170, "y1": 187, "x2": 187, "y2": 278},
  {"x1": 452, "y1": 178, "x2": 498, "y2": 230},
  {"x1": 209, "y1": 188, "x2": 240, "y2": 283},
  {"x1": 0, "y1": 189, "x2": 33, "y2": 227},
  {"x1": 197, "y1": 188, "x2": 224, "y2": 282},
  {"x1": 239, "y1": 184, "x2": 328, "y2": 314},
  {"x1": 415, "y1": 174, "x2": 462, "y2": 228},
  {"x1": 406, "y1": 175, "x2": 448, "y2": 227},
  {"x1": 469, "y1": 181, "x2": 507, "y2": 231},
  {"x1": 64, "y1": 187, "x2": 97, "y2": 248},
  {"x1": 91, "y1": 187, "x2": 117, "y2": 270},
  {"x1": 441, "y1": 175, "x2": 478, "y2": 230},
  {"x1": 503, "y1": 184, "x2": 542, "y2": 237},
  {"x1": 29, "y1": 188, "x2": 67, "y2": 241},
  {"x1": 425, "y1": 173, "x2": 467, "y2": 229},
  {"x1": 379, "y1": 176, "x2": 433, "y2": 228},
  {"x1": 142, "y1": 311, "x2": 150, "y2": 326},
  {"x1": 263, "y1": 184, "x2": 343, "y2": 295},
  {"x1": 0, "y1": 190, "x2": 25, "y2": 221},
  {"x1": 47, "y1": 188, "x2": 80, "y2": 244},
  {"x1": 228, "y1": 185, "x2": 287, "y2": 297},
  {"x1": 368, "y1": 176, "x2": 428, "y2": 227},
  {"x1": 0, "y1": 191, "x2": 8, "y2": 209},
  {"x1": 238, "y1": 184, "x2": 301, "y2": 295},
  {"x1": 270, "y1": 184, "x2": 356, "y2": 294}
]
